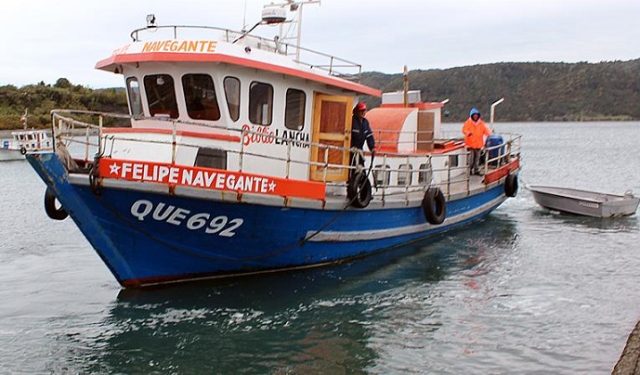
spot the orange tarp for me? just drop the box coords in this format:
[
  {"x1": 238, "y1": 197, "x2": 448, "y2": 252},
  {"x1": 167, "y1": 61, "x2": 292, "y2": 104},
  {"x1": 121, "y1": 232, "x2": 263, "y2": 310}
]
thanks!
[{"x1": 365, "y1": 108, "x2": 415, "y2": 153}]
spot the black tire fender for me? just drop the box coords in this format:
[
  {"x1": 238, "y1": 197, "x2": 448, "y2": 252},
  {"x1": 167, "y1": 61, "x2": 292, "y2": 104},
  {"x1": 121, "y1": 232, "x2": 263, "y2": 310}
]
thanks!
[
  {"x1": 44, "y1": 186, "x2": 68, "y2": 221},
  {"x1": 505, "y1": 173, "x2": 518, "y2": 197},
  {"x1": 422, "y1": 187, "x2": 446, "y2": 225},
  {"x1": 347, "y1": 170, "x2": 372, "y2": 208}
]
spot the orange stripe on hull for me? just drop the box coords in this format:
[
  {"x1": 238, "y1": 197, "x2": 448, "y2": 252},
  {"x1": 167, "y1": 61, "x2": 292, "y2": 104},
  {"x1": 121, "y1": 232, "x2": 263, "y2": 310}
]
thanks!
[{"x1": 483, "y1": 159, "x2": 520, "y2": 184}]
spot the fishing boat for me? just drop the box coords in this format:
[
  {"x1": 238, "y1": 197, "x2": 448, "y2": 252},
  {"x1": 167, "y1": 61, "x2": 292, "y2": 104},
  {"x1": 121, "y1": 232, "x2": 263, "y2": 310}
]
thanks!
[
  {"x1": 25, "y1": 2, "x2": 522, "y2": 288},
  {"x1": 0, "y1": 129, "x2": 52, "y2": 161},
  {"x1": 529, "y1": 186, "x2": 639, "y2": 217}
]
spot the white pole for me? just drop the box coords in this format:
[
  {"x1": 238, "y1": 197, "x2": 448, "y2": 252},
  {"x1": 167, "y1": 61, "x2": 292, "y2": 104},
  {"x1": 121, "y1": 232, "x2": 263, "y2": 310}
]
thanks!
[
  {"x1": 490, "y1": 97, "x2": 505, "y2": 125},
  {"x1": 293, "y1": 1, "x2": 320, "y2": 61},
  {"x1": 295, "y1": 4, "x2": 303, "y2": 61}
]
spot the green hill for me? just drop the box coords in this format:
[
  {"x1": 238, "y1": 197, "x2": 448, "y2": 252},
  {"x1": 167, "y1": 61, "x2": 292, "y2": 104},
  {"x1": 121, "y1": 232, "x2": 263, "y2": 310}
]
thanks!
[
  {"x1": 1, "y1": 59, "x2": 639, "y2": 129},
  {"x1": 0, "y1": 78, "x2": 127, "y2": 130},
  {"x1": 359, "y1": 59, "x2": 640, "y2": 122}
]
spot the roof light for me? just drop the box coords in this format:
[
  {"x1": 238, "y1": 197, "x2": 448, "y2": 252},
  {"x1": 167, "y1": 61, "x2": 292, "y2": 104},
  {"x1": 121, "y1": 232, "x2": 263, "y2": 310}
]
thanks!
[{"x1": 146, "y1": 14, "x2": 156, "y2": 28}]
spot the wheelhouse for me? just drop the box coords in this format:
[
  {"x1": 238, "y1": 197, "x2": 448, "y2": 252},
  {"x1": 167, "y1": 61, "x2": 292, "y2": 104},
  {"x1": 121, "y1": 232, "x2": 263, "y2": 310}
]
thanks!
[{"x1": 95, "y1": 25, "x2": 381, "y2": 185}]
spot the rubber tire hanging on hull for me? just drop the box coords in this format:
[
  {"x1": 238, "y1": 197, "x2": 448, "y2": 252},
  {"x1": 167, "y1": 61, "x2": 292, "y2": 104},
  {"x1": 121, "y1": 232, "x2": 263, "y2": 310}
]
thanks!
[
  {"x1": 44, "y1": 187, "x2": 68, "y2": 221},
  {"x1": 504, "y1": 173, "x2": 518, "y2": 197},
  {"x1": 347, "y1": 170, "x2": 372, "y2": 208},
  {"x1": 422, "y1": 187, "x2": 446, "y2": 225}
]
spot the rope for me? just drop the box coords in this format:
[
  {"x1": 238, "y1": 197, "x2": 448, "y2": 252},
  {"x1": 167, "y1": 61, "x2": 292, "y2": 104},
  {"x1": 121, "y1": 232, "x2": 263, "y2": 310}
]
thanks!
[{"x1": 298, "y1": 152, "x2": 376, "y2": 244}]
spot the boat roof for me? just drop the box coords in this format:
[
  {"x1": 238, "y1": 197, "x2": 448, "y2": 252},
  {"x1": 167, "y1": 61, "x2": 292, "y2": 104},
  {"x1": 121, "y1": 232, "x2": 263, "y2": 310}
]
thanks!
[
  {"x1": 96, "y1": 27, "x2": 381, "y2": 97},
  {"x1": 528, "y1": 185, "x2": 634, "y2": 202}
]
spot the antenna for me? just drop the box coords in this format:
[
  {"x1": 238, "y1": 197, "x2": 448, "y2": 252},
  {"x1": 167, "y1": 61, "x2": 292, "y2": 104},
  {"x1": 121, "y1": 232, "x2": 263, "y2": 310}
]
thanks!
[
  {"x1": 271, "y1": 1, "x2": 320, "y2": 61},
  {"x1": 242, "y1": 0, "x2": 248, "y2": 31},
  {"x1": 233, "y1": 5, "x2": 288, "y2": 44}
]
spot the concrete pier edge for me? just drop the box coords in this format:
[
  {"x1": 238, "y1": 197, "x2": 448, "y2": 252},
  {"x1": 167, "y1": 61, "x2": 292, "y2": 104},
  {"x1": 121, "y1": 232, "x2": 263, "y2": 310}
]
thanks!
[{"x1": 613, "y1": 320, "x2": 640, "y2": 374}]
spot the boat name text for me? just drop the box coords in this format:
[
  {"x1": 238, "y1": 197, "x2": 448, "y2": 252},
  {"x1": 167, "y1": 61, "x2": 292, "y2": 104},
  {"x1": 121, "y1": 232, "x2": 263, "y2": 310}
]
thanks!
[
  {"x1": 578, "y1": 201, "x2": 599, "y2": 208},
  {"x1": 141, "y1": 40, "x2": 217, "y2": 54},
  {"x1": 106, "y1": 160, "x2": 275, "y2": 193},
  {"x1": 130, "y1": 200, "x2": 243, "y2": 237},
  {"x1": 242, "y1": 124, "x2": 310, "y2": 148},
  {"x1": 98, "y1": 158, "x2": 327, "y2": 200}
]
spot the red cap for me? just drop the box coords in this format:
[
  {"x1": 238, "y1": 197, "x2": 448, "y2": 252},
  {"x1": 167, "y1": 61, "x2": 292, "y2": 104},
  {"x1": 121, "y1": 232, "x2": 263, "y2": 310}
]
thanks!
[{"x1": 355, "y1": 102, "x2": 367, "y2": 111}]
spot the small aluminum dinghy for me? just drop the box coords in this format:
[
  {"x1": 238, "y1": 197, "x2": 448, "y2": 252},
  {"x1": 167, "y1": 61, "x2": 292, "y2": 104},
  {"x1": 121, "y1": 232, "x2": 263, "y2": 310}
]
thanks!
[{"x1": 529, "y1": 186, "x2": 639, "y2": 218}]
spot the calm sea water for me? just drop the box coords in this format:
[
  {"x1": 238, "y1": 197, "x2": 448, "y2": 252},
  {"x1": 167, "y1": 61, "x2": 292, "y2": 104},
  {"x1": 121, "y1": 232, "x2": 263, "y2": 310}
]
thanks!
[{"x1": 1, "y1": 122, "x2": 639, "y2": 374}]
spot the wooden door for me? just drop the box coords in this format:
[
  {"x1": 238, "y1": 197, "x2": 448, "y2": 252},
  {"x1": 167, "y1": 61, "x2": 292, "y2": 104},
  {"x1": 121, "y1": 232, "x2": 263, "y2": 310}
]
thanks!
[
  {"x1": 417, "y1": 111, "x2": 435, "y2": 152},
  {"x1": 310, "y1": 94, "x2": 353, "y2": 182}
]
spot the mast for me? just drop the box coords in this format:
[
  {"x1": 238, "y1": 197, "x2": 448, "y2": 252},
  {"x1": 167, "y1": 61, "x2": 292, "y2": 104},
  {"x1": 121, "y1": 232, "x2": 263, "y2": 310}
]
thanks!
[{"x1": 272, "y1": 1, "x2": 320, "y2": 61}]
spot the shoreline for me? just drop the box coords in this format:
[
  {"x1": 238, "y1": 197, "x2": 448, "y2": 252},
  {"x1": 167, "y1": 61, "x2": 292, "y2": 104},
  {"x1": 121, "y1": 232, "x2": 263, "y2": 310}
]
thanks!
[{"x1": 613, "y1": 320, "x2": 640, "y2": 374}]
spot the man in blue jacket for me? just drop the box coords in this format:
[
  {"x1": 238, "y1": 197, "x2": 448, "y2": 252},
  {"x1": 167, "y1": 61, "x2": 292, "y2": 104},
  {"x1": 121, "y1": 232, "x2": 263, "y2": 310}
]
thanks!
[{"x1": 350, "y1": 102, "x2": 375, "y2": 173}]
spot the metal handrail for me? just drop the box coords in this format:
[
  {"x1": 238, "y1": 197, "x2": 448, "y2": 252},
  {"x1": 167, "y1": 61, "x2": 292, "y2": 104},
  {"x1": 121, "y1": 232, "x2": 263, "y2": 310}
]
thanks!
[
  {"x1": 128, "y1": 25, "x2": 362, "y2": 76},
  {"x1": 50, "y1": 110, "x2": 521, "y2": 201}
]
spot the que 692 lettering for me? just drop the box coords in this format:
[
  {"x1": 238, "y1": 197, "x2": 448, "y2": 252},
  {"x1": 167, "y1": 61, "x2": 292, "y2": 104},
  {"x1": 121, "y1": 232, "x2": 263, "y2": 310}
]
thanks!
[{"x1": 130, "y1": 200, "x2": 243, "y2": 237}]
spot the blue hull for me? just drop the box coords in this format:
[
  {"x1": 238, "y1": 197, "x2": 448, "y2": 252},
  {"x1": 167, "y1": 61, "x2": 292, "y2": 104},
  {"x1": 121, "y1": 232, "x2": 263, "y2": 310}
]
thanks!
[{"x1": 28, "y1": 153, "x2": 510, "y2": 287}]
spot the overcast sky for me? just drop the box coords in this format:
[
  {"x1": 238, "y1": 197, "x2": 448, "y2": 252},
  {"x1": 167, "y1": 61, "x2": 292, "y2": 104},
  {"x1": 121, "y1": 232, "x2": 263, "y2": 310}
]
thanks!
[{"x1": 1, "y1": 0, "x2": 639, "y2": 88}]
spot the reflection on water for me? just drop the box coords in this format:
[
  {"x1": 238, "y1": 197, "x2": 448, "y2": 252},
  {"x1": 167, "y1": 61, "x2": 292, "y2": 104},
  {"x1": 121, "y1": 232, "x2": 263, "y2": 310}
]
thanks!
[
  {"x1": 71, "y1": 216, "x2": 516, "y2": 373},
  {"x1": 41, "y1": 215, "x2": 519, "y2": 374},
  {"x1": 531, "y1": 207, "x2": 639, "y2": 233}
]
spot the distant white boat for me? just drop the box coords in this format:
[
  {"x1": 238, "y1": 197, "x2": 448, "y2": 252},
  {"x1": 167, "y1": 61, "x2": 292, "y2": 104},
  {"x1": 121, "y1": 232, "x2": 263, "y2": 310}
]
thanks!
[
  {"x1": 0, "y1": 129, "x2": 53, "y2": 161},
  {"x1": 529, "y1": 186, "x2": 639, "y2": 217}
]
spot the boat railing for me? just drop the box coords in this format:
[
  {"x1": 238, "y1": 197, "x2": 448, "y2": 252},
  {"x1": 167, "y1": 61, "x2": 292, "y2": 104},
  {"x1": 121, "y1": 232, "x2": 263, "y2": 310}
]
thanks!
[
  {"x1": 129, "y1": 25, "x2": 362, "y2": 77},
  {"x1": 49, "y1": 110, "x2": 521, "y2": 203}
]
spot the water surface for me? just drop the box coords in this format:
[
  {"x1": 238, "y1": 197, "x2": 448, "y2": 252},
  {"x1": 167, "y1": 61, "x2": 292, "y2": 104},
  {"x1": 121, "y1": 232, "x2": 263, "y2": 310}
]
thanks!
[{"x1": 0, "y1": 121, "x2": 639, "y2": 373}]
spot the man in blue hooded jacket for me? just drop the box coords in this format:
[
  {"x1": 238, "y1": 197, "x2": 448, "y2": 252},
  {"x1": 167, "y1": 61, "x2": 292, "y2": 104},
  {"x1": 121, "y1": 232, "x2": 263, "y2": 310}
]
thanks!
[{"x1": 350, "y1": 101, "x2": 375, "y2": 173}]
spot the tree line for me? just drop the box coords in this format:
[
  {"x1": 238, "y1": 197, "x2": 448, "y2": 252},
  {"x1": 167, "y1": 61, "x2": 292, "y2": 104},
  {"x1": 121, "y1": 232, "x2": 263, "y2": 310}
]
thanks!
[
  {"x1": 0, "y1": 78, "x2": 127, "y2": 130},
  {"x1": 1, "y1": 59, "x2": 638, "y2": 129},
  {"x1": 359, "y1": 59, "x2": 640, "y2": 122}
]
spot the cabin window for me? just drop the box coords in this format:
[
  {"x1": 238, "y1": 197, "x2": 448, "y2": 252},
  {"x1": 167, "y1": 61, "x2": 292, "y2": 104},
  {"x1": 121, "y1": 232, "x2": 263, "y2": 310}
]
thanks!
[
  {"x1": 144, "y1": 74, "x2": 179, "y2": 119},
  {"x1": 398, "y1": 164, "x2": 413, "y2": 186},
  {"x1": 182, "y1": 74, "x2": 220, "y2": 121},
  {"x1": 195, "y1": 148, "x2": 227, "y2": 170},
  {"x1": 418, "y1": 162, "x2": 433, "y2": 185},
  {"x1": 285, "y1": 89, "x2": 306, "y2": 130},
  {"x1": 126, "y1": 77, "x2": 143, "y2": 117},
  {"x1": 374, "y1": 165, "x2": 391, "y2": 187},
  {"x1": 249, "y1": 81, "x2": 273, "y2": 126},
  {"x1": 224, "y1": 77, "x2": 241, "y2": 121},
  {"x1": 449, "y1": 155, "x2": 459, "y2": 168}
]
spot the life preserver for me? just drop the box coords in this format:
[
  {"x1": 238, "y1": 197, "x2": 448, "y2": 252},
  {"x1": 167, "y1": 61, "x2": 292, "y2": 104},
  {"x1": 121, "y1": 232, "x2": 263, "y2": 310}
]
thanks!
[
  {"x1": 44, "y1": 187, "x2": 68, "y2": 220},
  {"x1": 504, "y1": 173, "x2": 518, "y2": 197},
  {"x1": 347, "y1": 170, "x2": 372, "y2": 208},
  {"x1": 422, "y1": 187, "x2": 446, "y2": 225}
]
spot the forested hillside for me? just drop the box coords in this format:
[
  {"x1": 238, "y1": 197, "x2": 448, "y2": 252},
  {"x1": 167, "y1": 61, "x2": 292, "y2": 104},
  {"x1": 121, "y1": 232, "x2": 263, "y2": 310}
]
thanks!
[
  {"x1": 0, "y1": 78, "x2": 127, "y2": 130},
  {"x1": 1, "y1": 59, "x2": 639, "y2": 129},
  {"x1": 359, "y1": 59, "x2": 640, "y2": 122}
]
